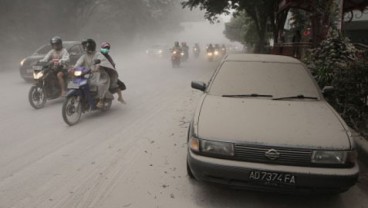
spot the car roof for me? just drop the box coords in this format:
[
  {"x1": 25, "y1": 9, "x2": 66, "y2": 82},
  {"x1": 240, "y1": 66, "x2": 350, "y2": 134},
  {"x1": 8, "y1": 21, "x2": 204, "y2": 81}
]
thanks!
[{"x1": 224, "y1": 54, "x2": 301, "y2": 64}]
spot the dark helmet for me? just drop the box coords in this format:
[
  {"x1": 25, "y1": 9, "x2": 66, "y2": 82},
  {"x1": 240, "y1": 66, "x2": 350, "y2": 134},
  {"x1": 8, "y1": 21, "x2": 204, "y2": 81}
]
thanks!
[
  {"x1": 83, "y1": 38, "x2": 96, "y2": 52},
  {"x1": 50, "y1": 36, "x2": 62, "y2": 50},
  {"x1": 174, "y1": 41, "x2": 179, "y2": 47}
]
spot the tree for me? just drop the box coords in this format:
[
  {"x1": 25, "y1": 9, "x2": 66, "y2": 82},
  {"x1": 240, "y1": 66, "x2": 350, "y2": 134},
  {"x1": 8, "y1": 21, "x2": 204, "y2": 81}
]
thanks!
[
  {"x1": 224, "y1": 11, "x2": 258, "y2": 49},
  {"x1": 182, "y1": 0, "x2": 279, "y2": 53}
]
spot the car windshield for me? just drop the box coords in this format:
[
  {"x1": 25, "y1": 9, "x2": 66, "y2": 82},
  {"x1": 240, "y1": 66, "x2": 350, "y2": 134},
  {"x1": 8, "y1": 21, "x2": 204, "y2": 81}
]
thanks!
[
  {"x1": 208, "y1": 61, "x2": 320, "y2": 99},
  {"x1": 34, "y1": 44, "x2": 52, "y2": 55},
  {"x1": 33, "y1": 42, "x2": 77, "y2": 55}
]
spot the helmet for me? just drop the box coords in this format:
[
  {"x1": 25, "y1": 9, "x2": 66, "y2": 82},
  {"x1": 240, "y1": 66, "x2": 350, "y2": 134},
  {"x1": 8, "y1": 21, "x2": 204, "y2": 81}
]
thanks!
[
  {"x1": 83, "y1": 38, "x2": 96, "y2": 52},
  {"x1": 101, "y1": 41, "x2": 111, "y2": 49},
  {"x1": 50, "y1": 36, "x2": 62, "y2": 51},
  {"x1": 174, "y1": 41, "x2": 179, "y2": 47}
]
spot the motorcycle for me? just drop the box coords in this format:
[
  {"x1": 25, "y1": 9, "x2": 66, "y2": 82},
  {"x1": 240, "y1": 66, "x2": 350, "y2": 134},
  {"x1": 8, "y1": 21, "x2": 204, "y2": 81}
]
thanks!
[
  {"x1": 62, "y1": 61, "x2": 122, "y2": 126},
  {"x1": 28, "y1": 59, "x2": 66, "y2": 109},
  {"x1": 207, "y1": 51, "x2": 214, "y2": 62},
  {"x1": 193, "y1": 47, "x2": 200, "y2": 58},
  {"x1": 171, "y1": 49, "x2": 181, "y2": 68}
]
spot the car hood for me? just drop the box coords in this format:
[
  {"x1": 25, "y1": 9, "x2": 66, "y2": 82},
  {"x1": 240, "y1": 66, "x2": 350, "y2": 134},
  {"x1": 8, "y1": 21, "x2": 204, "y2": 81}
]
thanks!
[
  {"x1": 22, "y1": 55, "x2": 44, "y2": 66},
  {"x1": 196, "y1": 95, "x2": 351, "y2": 149}
]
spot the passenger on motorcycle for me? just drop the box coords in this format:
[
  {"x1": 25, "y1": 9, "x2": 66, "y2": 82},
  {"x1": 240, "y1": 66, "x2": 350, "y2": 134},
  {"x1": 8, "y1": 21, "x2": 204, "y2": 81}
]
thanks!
[
  {"x1": 100, "y1": 41, "x2": 126, "y2": 104},
  {"x1": 40, "y1": 36, "x2": 70, "y2": 96},
  {"x1": 74, "y1": 38, "x2": 110, "y2": 109}
]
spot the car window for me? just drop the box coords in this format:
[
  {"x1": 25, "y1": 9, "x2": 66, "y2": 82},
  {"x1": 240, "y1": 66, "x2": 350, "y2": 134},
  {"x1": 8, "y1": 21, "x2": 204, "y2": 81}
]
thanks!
[
  {"x1": 34, "y1": 44, "x2": 52, "y2": 55},
  {"x1": 208, "y1": 61, "x2": 320, "y2": 98},
  {"x1": 69, "y1": 44, "x2": 82, "y2": 55}
]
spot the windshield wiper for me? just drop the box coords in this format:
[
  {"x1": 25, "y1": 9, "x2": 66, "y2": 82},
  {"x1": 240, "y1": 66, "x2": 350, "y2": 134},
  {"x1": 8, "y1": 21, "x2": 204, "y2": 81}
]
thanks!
[
  {"x1": 222, "y1": 93, "x2": 273, "y2": 98},
  {"x1": 272, "y1": 94, "x2": 318, "y2": 100}
]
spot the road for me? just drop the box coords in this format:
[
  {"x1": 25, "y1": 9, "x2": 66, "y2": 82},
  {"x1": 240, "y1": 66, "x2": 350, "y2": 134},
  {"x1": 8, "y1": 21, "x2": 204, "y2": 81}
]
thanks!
[{"x1": 0, "y1": 53, "x2": 368, "y2": 208}]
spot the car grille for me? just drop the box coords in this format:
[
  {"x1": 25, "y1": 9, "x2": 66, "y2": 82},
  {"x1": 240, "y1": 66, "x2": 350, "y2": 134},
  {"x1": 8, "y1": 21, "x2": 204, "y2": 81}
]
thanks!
[{"x1": 234, "y1": 144, "x2": 315, "y2": 167}]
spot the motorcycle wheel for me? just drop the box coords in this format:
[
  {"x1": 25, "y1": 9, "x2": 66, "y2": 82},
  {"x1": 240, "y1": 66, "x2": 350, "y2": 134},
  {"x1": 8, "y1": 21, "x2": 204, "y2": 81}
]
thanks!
[
  {"x1": 62, "y1": 96, "x2": 82, "y2": 126},
  {"x1": 28, "y1": 86, "x2": 46, "y2": 109},
  {"x1": 101, "y1": 99, "x2": 112, "y2": 112}
]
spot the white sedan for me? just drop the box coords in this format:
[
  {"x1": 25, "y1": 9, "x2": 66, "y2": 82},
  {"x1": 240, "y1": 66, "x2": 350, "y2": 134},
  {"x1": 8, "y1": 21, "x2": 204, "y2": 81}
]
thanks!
[{"x1": 187, "y1": 54, "x2": 359, "y2": 194}]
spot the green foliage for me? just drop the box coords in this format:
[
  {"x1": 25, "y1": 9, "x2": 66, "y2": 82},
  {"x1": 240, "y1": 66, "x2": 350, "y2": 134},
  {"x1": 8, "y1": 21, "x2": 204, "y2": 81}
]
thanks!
[
  {"x1": 304, "y1": 29, "x2": 368, "y2": 131},
  {"x1": 304, "y1": 30, "x2": 357, "y2": 87},
  {"x1": 182, "y1": 0, "x2": 279, "y2": 53},
  {"x1": 329, "y1": 62, "x2": 368, "y2": 131},
  {"x1": 224, "y1": 11, "x2": 258, "y2": 46}
]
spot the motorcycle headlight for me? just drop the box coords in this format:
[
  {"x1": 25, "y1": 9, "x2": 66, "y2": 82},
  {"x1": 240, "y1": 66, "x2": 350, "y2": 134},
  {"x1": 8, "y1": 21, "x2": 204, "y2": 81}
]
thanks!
[
  {"x1": 311, "y1": 150, "x2": 356, "y2": 164},
  {"x1": 207, "y1": 52, "x2": 213, "y2": 56},
  {"x1": 74, "y1": 71, "x2": 82, "y2": 77},
  {"x1": 201, "y1": 139, "x2": 234, "y2": 156},
  {"x1": 33, "y1": 71, "x2": 44, "y2": 79},
  {"x1": 20, "y1": 58, "x2": 26, "y2": 66},
  {"x1": 158, "y1": 50, "x2": 163, "y2": 54},
  {"x1": 214, "y1": 51, "x2": 219, "y2": 55},
  {"x1": 173, "y1": 51, "x2": 177, "y2": 54}
]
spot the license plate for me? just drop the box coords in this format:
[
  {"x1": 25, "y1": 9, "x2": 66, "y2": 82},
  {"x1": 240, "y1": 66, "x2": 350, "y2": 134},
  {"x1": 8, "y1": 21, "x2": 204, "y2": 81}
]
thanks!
[
  {"x1": 67, "y1": 82, "x2": 79, "y2": 89},
  {"x1": 249, "y1": 170, "x2": 296, "y2": 185},
  {"x1": 32, "y1": 66, "x2": 43, "y2": 70}
]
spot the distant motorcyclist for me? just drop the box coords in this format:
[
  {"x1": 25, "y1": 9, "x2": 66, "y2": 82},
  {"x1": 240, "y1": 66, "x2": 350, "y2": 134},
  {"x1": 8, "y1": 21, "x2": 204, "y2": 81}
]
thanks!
[
  {"x1": 181, "y1": 42, "x2": 189, "y2": 61},
  {"x1": 171, "y1": 41, "x2": 182, "y2": 67},
  {"x1": 74, "y1": 38, "x2": 110, "y2": 109},
  {"x1": 193, "y1": 43, "x2": 200, "y2": 58},
  {"x1": 172, "y1": 41, "x2": 182, "y2": 53},
  {"x1": 40, "y1": 36, "x2": 70, "y2": 96},
  {"x1": 100, "y1": 41, "x2": 126, "y2": 104},
  {"x1": 220, "y1": 44, "x2": 227, "y2": 56},
  {"x1": 207, "y1": 44, "x2": 215, "y2": 53}
]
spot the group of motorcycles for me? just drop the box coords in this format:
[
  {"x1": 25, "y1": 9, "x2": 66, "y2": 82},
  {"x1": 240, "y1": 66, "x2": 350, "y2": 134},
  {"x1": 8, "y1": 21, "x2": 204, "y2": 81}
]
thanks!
[
  {"x1": 28, "y1": 59, "x2": 126, "y2": 126},
  {"x1": 170, "y1": 43, "x2": 200, "y2": 68},
  {"x1": 170, "y1": 43, "x2": 226, "y2": 67},
  {"x1": 206, "y1": 44, "x2": 227, "y2": 62}
]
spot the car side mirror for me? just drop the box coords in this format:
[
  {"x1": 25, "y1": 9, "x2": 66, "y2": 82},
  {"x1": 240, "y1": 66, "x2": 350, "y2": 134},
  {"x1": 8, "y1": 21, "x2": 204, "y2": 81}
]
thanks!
[
  {"x1": 191, "y1": 81, "x2": 206, "y2": 92},
  {"x1": 322, "y1": 86, "x2": 334, "y2": 96}
]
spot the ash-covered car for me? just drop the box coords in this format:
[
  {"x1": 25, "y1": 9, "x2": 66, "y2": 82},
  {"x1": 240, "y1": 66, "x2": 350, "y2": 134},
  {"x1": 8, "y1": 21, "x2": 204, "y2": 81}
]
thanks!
[
  {"x1": 187, "y1": 54, "x2": 359, "y2": 194},
  {"x1": 145, "y1": 44, "x2": 170, "y2": 58},
  {"x1": 19, "y1": 41, "x2": 84, "y2": 81}
]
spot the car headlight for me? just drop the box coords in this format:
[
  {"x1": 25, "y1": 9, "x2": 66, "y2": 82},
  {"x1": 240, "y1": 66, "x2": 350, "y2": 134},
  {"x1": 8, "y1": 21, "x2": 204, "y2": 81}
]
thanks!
[
  {"x1": 74, "y1": 71, "x2": 82, "y2": 77},
  {"x1": 311, "y1": 150, "x2": 356, "y2": 164},
  {"x1": 207, "y1": 52, "x2": 213, "y2": 56},
  {"x1": 201, "y1": 139, "x2": 234, "y2": 156},
  {"x1": 20, "y1": 58, "x2": 26, "y2": 66},
  {"x1": 33, "y1": 71, "x2": 44, "y2": 79}
]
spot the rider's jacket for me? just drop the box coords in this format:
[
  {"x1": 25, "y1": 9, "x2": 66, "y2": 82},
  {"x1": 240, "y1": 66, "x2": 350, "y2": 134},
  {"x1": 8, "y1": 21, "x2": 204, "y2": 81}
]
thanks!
[{"x1": 40, "y1": 48, "x2": 70, "y2": 66}]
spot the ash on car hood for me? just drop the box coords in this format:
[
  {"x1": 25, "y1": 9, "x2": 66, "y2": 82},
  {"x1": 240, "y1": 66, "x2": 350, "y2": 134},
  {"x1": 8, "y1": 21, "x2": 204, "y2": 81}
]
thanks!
[{"x1": 197, "y1": 95, "x2": 351, "y2": 149}]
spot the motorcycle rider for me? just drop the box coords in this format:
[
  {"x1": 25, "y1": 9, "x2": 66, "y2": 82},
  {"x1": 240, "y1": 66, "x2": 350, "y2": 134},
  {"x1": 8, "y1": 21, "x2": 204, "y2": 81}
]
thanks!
[
  {"x1": 74, "y1": 38, "x2": 110, "y2": 109},
  {"x1": 100, "y1": 41, "x2": 126, "y2": 104},
  {"x1": 193, "y1": 43, "x2": 200, "y2": 56},
  {"x1": 172, "y1": 41, "x2": 182, "y2": 52},
  {"x1": 207, "y1": 44, "x2": 215, "y2": 53},
  {"x1": 40, "y1": 36, "x2": 70, "y2": 96},
  {"x1": 181, "y1": 42, "x2": 189, "y2": 61}
]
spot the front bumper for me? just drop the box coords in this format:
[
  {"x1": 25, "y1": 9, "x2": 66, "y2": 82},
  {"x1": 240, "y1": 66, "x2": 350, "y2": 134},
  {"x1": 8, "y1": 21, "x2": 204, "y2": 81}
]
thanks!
[
  {"x1": 19, "y1": 66, "x2": 33, "y2": 81},
  {"x1": 188, "y1": 150, "x2": 359, "y2": 194}
]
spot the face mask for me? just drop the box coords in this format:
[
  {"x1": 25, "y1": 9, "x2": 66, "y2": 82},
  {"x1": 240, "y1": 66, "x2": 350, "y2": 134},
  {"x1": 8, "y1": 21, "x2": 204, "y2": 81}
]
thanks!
[{"x1": 100, "y1": 48, "x2": 109, "y2": 54}]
